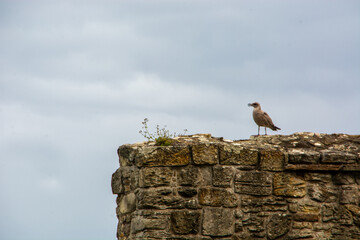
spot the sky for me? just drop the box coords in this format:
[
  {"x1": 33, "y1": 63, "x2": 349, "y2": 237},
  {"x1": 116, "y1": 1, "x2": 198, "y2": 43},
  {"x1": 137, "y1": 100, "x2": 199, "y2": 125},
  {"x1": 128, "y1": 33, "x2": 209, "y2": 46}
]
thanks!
[{"x1": 0, "y1": 0, "x2": 359, "y2": 239}]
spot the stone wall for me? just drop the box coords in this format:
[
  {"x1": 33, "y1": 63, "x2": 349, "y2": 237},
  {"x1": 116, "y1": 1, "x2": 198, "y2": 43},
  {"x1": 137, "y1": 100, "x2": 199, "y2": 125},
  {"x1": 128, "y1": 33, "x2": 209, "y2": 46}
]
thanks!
[{"x1": 111, "y1": 133, "x2": 360, "y2": 240}]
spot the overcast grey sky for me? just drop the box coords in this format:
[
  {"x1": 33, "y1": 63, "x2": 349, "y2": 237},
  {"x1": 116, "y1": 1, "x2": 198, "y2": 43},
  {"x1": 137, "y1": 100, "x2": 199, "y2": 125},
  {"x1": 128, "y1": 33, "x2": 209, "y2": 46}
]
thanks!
[{"x1": 1, "y1": 0, "x2": 359, "y2": 239}]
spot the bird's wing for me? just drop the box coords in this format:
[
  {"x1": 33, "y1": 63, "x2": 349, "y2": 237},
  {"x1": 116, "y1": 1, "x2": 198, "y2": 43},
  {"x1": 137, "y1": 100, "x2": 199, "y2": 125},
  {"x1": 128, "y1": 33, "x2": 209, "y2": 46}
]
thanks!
[{"x1": 263, "y1": 112, "x2": 275, "y2": 126}]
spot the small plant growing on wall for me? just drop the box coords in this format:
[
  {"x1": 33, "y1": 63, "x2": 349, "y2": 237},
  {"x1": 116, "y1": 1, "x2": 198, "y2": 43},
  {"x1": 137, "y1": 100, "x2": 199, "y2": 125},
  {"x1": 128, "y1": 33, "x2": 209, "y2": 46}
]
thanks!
[{"x1": 139, "y1": 118, "x2": 188, "y2": 146}]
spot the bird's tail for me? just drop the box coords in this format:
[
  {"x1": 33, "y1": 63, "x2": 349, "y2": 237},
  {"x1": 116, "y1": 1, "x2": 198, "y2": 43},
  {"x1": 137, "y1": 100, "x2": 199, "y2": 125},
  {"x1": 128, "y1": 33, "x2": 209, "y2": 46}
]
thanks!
[{"x1": 271, "y1": 125, "x2": 281, "y2": 131}]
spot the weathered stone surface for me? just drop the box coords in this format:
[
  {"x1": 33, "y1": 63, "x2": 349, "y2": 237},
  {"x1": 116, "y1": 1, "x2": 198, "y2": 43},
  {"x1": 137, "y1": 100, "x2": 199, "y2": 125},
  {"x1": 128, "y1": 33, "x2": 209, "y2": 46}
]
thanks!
[
  {"x1": 285, "y1": 164, "x2": 343, "y2": 171},
  {"x1": 112, "y1": 166, "x2": 139, "y2": 194},
  {"x1": 260, "y1": 150, "x2": 284, "y2": 171},
  {"x1": 117, "y1": 144, "x2": 137, "y2": 167},
  {"x1": 117, "y1": 213, "x2": 132, "y2": 238},
  {"x1": 234, "y1": 221, "x2": 243, "y2": 233},
  {"x1": 234, "y1": 171, "x2": 272, "y2": 196},
  {"x1": 331, "y1": 225, "x2": 360, "y2": 240},
  {"x1": 213, "y1": 165, "x2": 234, "y2": 187},
  {"x1": 121, "y1": 166, "x2": 139, "y2": 193},
  {"x1": 192, "y1": 143, "x2": 218, "y2": 165},
  {"x1": 293, "y1": 213, "x2": 319, "y2": 222},
  {"x1": 321, "y1": 149, "x2": 358, "y2": 164},
  {"x1": 287, "y1": 198, "x2": 320, "y2": 214},
  {"x1": 132, "y1": 230, "x2": 172, "y2": 239},
  {"x1": 139, "y1": 167, "x2": 173, "y2": 187},
  {"x1": 333, "y1": 172, "x2": 356, "y2": 185},
  {"x1": 288, "y1": 148, "x2": 321, "y2": 164},
  {"x1": 242, "y1": 214, "x2": 265, "y2": 237},
  {"x1": 202, "y1": 208, "x2": 234, "y2": 236},
  {"x1": 307, "y1": 182, "x2": 338, "y2": 202},
  {"x1": 197, "y1": 167, "x2": 212, "y2": 186},
  {"x1": 292, "y1": 221, "x2": 312, "y2": 229},
  {"x1": 170, "y1": 210, "x2": 200, "y2": 234},
  {"x1": 322, "y1": 204, "x2": 353, "y2": 225},
  {"x1": 185, "y1": 199, "x2": 200, "y2": 209},
  {"x1": 111, "y1": 168, "x2": 123, "y2": 194},
  {"x1": 137, "y1": 188, "x2": 185, "y2": 209},
  {"x1": 198, "y1": 188, "x2": 238, "y2": 207},
  {"x1": 339, "y1": 185, "x2": 359, "y2": 205},
  {"x1": 304, "y1": 172, "x2": 332, "y2": 182},
  {"x1": 345, "y1": 204, "x2": 360, "y2": 226},
  {"x1": 219, "y1": 144, "x2": 258, "y2": 166},
  {"x1": 241, "y1": 196, "x2": 287, "y2": 213},
  {"x1": 266, "y1": 214, "x2": 291, "y2": 240},
  {"x1": 135, "y1": 145, "x2": 190, "y2": 167},
  {"x1": 131, "y1": 210, "x2": 169, "y2": 234},
  {"x1": 286, "y1": 229, "x2": 313, "y2": 239},
  {"x1": 118, "y1": 193, "x2": 136, "y2": 214},
  {"x1": 166, "y1": 237, "x2": 212, "y2": 240},
  {"x1": 113, "y1": 133, "x2": 360, "y2": 240},
  {"x1": 177, "y1": 166, "x2": 199, "y2": 186},
  {"x1": 177, "y1": 188, "x2": 197, "y2": 198},
  {"x1": 273, "y1": 172, "x2": 306, "y2": 197}
]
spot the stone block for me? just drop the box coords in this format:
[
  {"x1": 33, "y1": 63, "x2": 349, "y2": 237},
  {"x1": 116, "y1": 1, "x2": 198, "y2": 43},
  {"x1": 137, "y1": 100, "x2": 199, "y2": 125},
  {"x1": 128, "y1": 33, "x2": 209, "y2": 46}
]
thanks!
[
  {"x1": 331, "y1": 225, "x2": 360, "y2": 240},
  {"x1": 322, "y1": 204, "x2": 353, "y2": 225},
  {"x1": 137, "y1": 188, "x2": 185, "y2": 209},
  {"x1": 117, "y1": 193, "x2": 136, "y2": 214},
  {"x1": 166, "y1": 237, "x2": 212, "y2": 240},
  {"x1": 219, "y1": 144, "x2": 258, "y2": 166},
  {"x1": 131, "y1": 210, "x2": 169, "y2": 234},
  {"x1": 307, "y1": 182, "x2": 338, "y2": 203},
  {"x1": 177, "y1": 187, "x2": 197, "y2": 198},
  {"x1": 340, "y1": 185, "x2": 359, "y2": 205},
  {"x1": 112, "y1": 166, "x2": 139, "y2": 194},
  {"x1": 345, "y1": 204, "x2": 360, "y2": 226},
  {"x1": 291, "y1": 200, "x2": 321, "y2": 214},
  {"x1": 246, "y1": 215, "x2": 266, "y2": 237},
  {"x1": 292, "y1": 222, "x2": 312, "y2": 229},
  {"x1": 235, "y1": 221, "x2": 243, "y2": 232},
  {"x1": 293, "y1": 213, "x2": 319, "y2": 222},
  {"x1": 185, "y1": 199, "x2": 200, "y2": 209},
  {"x1": 135, "y1": 145, "x2": 190, "y2": 167},
  {"x1": 198, "y1": 167, "x2": 213, "y2": 186},
  {"x1": 273, "y1": 172, "x2": 306, "y2": 197},
  {"x1": 321, "y1": 150, "x2": 357, "y2": 164},
  {"x1": 333, "y1": 173, "x2": 356, "y2": 185},
  {"x1": 202, "y1": 208, "x2": 234, "y2": 236},
  {"x1": 304, "y1": 172, "x2": 332, "y2": 182},
  {"x1": 234, "y1": 171, "x2": 272, "y2": 196},
  {"x1": 170, "y1": 210, "x2": 200, "y2": 234},
  {"x1": 213, "y1": 166, "x2": 234, "y2": 187},
  {"x1": 288, "y1": 148, "x2": 321, "y2": 164},
  {"x1": 232, "y1": 232, "x2": 251, "y2": 239},
  {"x1": 266, "y1": 214, "x2": 291, "y2": 240},
  {"x1": 260, "y1": 150, "x2": 284, "y2": 171},
  {"x1": 139, "y1": 167, "x2": 173, "y2": 187},
  {"x1": 120, "y1": 166, "x2": 139, "y2": 193},
  {"x1": 241, "y1": 196, "x2": 287, "y2": 213},
  {"x1": 286, "y1": 229, "x2": 313, "y2": 239},
  {"x1": 177, "y1": 166, "x2": 199, "y2": 186},
  {"x1": 198, "y1": 188, "x2": 238, "y2": 207},
  {"x1": 111, "y1": 168, "x2": 123, "y2": 194},
  {"x1": 192, "y1": 143, "x2": 218, "y2": 165},
  {"x1": 117, "y1": 144, "x2": 137, "y2": 167}
]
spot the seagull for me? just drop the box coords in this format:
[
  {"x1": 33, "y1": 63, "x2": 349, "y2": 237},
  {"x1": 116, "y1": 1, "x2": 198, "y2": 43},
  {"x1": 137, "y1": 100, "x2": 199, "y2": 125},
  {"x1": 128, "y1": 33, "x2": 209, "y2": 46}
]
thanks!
[{"x1": 248, "y1": 102, "x2": 281, "y2": 136}]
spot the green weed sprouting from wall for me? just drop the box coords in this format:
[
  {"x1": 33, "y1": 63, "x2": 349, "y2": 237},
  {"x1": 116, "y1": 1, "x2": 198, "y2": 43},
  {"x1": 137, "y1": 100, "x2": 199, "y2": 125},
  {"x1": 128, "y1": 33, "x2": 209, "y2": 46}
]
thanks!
[{"x1": 139, "y1": 118, "x2": 188, "y2": 146}]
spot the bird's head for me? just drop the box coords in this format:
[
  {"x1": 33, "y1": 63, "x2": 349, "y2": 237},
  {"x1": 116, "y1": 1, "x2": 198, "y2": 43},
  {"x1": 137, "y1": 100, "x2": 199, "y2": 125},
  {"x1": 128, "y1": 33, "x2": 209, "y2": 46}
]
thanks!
[{"x1": 248, "y1": 102, "x2": 261, "y2": 109}]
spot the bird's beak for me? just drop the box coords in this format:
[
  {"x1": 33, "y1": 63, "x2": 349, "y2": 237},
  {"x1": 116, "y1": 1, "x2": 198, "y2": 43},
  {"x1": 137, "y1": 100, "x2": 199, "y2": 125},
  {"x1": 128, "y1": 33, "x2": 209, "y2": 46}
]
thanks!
[{"x1": 248, "y1": 103, "x2": 253, "y2": 107}]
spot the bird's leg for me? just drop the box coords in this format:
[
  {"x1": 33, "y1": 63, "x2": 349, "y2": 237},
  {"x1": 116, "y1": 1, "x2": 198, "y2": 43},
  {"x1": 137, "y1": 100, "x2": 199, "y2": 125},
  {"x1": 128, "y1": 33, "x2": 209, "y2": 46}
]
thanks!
[
  {"x1": 258, "y1": 126, "x2": 260, "y2": 136},
  {"x1": 265, "y1": 127, "x2": 267, "y2": 135}
]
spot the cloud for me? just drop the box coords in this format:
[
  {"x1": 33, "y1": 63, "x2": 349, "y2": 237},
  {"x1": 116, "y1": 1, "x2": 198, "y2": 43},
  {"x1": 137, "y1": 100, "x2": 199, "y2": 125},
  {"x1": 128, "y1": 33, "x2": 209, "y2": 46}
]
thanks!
[{"x1": 0, "y1": 1, "x2": 359, "y2": 240}]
